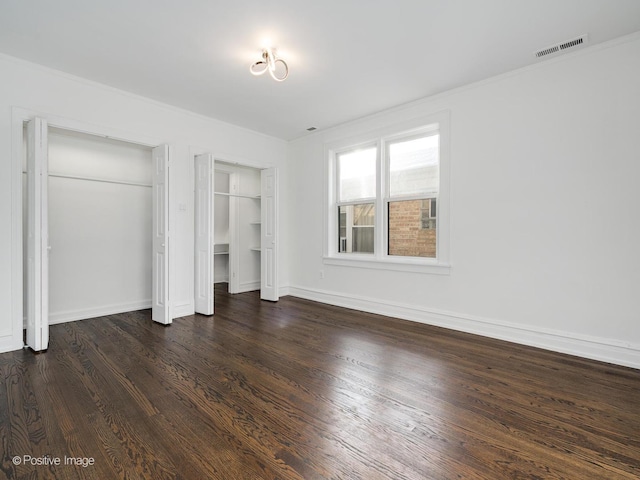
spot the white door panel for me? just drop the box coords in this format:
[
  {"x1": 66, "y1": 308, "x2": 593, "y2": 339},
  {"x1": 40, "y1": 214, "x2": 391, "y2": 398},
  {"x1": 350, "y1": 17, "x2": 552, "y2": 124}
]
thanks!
[
  {"x1": 26, "y1": 117, "x2": 49, "y2": 351},
  {"x1": 152, "y1": 145, "x2": 171, "y2": 324},
  {"x1": 194, "y1": 153, "x2": 214, "y2": 315},
  {"x1": 261, "y1": 168, "x2": 278, "y2": 301}
]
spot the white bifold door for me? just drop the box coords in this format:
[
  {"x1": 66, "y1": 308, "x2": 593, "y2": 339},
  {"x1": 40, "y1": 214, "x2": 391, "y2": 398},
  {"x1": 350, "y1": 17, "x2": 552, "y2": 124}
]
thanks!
[
  {"x1": 26, "y1": 117, "x2": 49, "y2": 351},
  {"x1": 260, "y1": 167, "x2": 278, "y2": 301},
  {"x1": 152, "y1": 145, "x2": 171, "y2": 324},
  {"x1": 193, "y1": 163, "x2": 279, "y2": 309},
  {"x1": 25, "y1": 126, "x2": 171, "y2": 344},
  {"x1": 194, "y1": 153, "x2": 214, "y2": 315}
]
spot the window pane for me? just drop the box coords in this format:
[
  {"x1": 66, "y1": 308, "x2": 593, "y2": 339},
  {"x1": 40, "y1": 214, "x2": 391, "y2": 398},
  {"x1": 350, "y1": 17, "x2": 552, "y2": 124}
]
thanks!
[
  {"x1": 338, "y1": 147, "x2": 376, "y2": 202},
  {"x1": 389, "y1": 135, "x2": 439, "y2": 197},
  {"x1": 388, "y1": 199, "x2": 436, "y2": 257},
  {"x1": 338, "y1": 204, "x2": 374, "y2": 253}
]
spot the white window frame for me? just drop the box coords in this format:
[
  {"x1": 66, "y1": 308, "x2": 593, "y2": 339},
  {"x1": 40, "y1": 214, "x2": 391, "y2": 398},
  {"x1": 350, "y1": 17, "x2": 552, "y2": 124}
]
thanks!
[
  {"x1": 335, "y1": 141, "x2": 378, "y2": 254},
  {"x1": 324, "y1": 111, "x2": 451, "y2": 275}
]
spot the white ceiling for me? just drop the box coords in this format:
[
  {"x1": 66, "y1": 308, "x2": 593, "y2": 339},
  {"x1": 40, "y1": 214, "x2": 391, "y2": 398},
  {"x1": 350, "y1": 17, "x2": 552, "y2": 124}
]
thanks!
[{"x1": 1, "y1": 0, "x2": 639, "y2": 140}]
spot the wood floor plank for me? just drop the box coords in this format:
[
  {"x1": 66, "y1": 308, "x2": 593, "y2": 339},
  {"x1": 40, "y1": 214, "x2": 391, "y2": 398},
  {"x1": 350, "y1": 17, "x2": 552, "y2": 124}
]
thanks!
[{"x1": 1, "y1": 285, "x2": 639, "y2": 479}]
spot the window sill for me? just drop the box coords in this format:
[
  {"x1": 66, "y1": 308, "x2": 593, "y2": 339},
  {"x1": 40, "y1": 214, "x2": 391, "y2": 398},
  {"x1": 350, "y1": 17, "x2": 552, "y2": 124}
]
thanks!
[{"x1": 323, "y1": 255, "x2": 451, "y2": 275}]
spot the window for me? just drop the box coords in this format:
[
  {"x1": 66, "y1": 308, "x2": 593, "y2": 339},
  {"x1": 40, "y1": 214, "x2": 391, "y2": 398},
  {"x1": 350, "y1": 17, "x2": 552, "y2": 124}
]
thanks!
[
  {"x1": 420, "y1": 198, "x2": 437, "y2": 229},
  {"x1": 336, "y1": 147, "x2": 376, "y2": 253},
  {"x1": 387, "y1": 134, "x2": 439, "y2": 258},
  {"x1": 325, "y1": 112, "x2": 450, "y2": 274},
  {"x1": 338, "y1": 204, "x2": 374, "y2": 253}
]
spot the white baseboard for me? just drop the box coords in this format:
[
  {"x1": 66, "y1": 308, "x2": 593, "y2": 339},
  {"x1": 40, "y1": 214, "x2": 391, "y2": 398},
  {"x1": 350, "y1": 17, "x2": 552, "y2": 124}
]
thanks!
[
  {"x1": 0, "y1": 336, "x2": 23, "y2": 354},
  {"x1": 288, "y1": 286, "x2": 640, "y2": 370},
  {"x1": 47, "y1": 300, "x2": 152, "y2": 325},
  {"x1": 236, "y1": 281, "x2": 260, "y2": 294},
  {"x1": 279, "y1": 285, "x2": 291, "y2": 297},
  {"x1": 26, "y1": 300, "x2": 195, "y2": 327}
]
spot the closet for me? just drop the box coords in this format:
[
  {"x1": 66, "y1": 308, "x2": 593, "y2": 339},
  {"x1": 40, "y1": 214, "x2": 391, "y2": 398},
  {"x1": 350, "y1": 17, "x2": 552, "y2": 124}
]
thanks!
[
  {"x1": 214, "y1": 162, "x2": 261, "y2": 294},
  {"x1": 22, "y1": 124, "x2": 154, "y2": 344},
  {"x1": 194, "y1": 156, "x2": 278, "y2": 314}
]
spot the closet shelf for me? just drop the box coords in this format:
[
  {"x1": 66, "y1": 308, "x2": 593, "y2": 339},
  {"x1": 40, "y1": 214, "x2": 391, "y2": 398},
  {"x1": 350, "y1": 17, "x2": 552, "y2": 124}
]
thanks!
[{"x1": 214, "y1": 243, "x2": 229, "y2": 255}]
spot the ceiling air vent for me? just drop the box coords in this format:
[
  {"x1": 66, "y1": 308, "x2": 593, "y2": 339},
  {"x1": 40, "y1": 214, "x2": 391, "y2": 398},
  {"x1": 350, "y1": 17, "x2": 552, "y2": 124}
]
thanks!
[{"x1": 534, "y1": 34, "x2": 588, "y2": 58}]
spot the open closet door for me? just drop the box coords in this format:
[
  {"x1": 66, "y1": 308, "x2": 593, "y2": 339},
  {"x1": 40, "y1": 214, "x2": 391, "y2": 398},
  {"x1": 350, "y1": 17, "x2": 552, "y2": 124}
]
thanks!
[
  {"x1": 26, "y1": 117, "x2": 49, "y2": 351},
  {"x1": 260, "y1": 167, "x2": 279, "y2": 301},
  {"x1": 152, "y1": 145, "x2": 171, "y2": 324},
  {"x1": 194, "y1": 153, "x2": 214, "y2": 315}
]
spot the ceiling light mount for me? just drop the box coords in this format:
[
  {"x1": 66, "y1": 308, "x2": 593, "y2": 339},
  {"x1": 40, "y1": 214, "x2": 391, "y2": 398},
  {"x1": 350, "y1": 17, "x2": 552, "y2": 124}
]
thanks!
[{"x1": 250, "y1": 47, "x2": 289, "y2": 82}]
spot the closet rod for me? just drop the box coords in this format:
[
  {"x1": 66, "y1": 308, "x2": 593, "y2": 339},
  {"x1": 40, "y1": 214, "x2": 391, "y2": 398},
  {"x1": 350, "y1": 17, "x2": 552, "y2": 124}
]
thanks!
[
  {"x1": 214, "y1": 191, "x2": 260, "y2": 199},
  {"x1": 22, "y1": 170, "x2": 152, "y2": 188}
]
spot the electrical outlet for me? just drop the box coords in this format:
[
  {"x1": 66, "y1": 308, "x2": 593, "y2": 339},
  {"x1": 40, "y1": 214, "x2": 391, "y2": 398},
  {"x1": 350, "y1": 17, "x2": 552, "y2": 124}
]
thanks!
[{"x1": 319, "y1": 270, "x2": 324, "y2": 279}]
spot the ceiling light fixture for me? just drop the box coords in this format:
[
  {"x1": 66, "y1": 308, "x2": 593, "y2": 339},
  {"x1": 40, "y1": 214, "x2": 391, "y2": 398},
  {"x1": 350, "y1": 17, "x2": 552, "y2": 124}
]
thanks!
[{"x1": 250, "y1": 47, "x2": 289, "y2": 82}]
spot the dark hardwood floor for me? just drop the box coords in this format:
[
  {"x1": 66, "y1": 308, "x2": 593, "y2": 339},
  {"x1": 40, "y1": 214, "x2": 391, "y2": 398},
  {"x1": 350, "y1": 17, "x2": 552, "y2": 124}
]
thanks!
[{"x1": 1, "y1": 285, "x2": 639, "y2": 479}]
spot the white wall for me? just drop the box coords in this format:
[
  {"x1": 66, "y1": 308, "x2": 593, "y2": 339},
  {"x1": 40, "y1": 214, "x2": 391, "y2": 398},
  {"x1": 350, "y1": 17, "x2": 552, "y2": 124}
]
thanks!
[
  {"x1": 214, "y1": 171, "x2": 230, "y2": 283},
  {"x1": 44, "y1": 129, "x2": 152, "y2": 323},
  {"x1": 0, "y1": 53, "x2": 288, "y2": 353},
  {"x1": 287, "y1": 34, "x2": 640, "y2": 368}
]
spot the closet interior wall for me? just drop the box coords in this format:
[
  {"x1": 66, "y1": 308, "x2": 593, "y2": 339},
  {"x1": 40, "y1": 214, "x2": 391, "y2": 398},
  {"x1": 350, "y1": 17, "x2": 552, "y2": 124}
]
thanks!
[
  {"x1": 214, "y1": 162, "x2": 261, "y2": 294},
  {"x1": 214, "y1": 171, "x2": 230, "y2": 284},
  {"x1": 22, "y1": 127, "x2": 153, "y2": 324}
]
